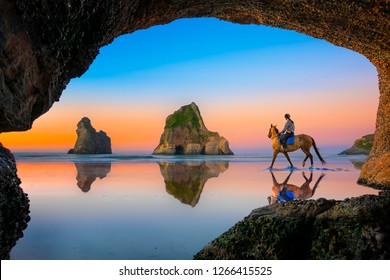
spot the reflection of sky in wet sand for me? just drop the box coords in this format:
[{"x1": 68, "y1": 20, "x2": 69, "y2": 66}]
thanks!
[{"x1": 11, "y1": 157, "x2": 378, "y2": 260}]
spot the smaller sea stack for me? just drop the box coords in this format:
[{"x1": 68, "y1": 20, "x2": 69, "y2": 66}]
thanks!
[
  {"x1": 68, "y1": 117, "x2": 112, "y2": 154},
  {"x1": 339, "y1": 134, "x2": 374, "y2": 155}
]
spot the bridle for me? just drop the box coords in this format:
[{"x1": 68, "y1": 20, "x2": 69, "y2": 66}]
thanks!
[{"x1": 269, "y1": 127, "x2": 279, "y2": 140}]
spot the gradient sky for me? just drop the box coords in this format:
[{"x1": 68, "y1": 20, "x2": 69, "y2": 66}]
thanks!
[{"x1": 0, "y1": 18, "x2": 379, "y2": 153}]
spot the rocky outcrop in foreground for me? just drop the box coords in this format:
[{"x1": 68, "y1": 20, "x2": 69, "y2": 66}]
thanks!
[
  {"x1": 0, "y1": 143, "x2": 30, "y2": 260},
  {"x1": 158, "y1": 161, "x2": 229, "y2": 207},
  {"x1": 194, "y1": 193, "x2": 390, "y2": 260},
  {"x1": 68, "y1": 117, "x2": 112, "y2": 154},
  {"x1": 339, "y1": 134, "x2": 374, "y2": 155},
  {"x1": 153, "y1": 103, "x2": 233, "y2": 155}
]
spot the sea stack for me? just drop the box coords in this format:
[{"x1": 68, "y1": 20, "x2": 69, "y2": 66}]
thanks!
[
  {"x1": 153, "y1": 102, "x2": 233, "y2": 155},
  {"x1": 339, "y1": 134, "x2": 374, "y2": 155},
  {"x1": 68, "y1": 117, "x2": 112, "y2": 154}
]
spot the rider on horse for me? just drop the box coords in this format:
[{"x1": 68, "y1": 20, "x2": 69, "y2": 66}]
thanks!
[{"x1": 280, "y1": 113, "x2": 295, "y2": 152}]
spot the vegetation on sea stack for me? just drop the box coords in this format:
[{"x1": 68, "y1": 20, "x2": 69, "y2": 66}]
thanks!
[{"x1": 165, "y1": 104, "x2": 202, "y2": 130}]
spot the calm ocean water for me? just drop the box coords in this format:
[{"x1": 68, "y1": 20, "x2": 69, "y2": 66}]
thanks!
[{"x1": 9, "y1": 152, "x2": 378, "y2": 260}]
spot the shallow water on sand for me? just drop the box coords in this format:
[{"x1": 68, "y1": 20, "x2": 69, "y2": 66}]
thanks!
[{"x1": 10, "y1": 153, "x2": 378, "y2": 260}]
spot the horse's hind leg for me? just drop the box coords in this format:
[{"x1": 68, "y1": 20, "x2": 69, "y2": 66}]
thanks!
[
  {"x1": 302, "y1": 155, "x2": 309, "y2": 167},
  {"x1": 308, "y1": 153, "x2": 314, "y2": 167},
  {"x1": 301, "y1": 148, "x2": 313, "y2": 167}
]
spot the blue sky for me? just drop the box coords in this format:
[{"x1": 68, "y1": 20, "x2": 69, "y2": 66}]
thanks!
[
  {"x1": 70, "y1": 17, "x2": 376, "y2": 102},
  {"x1": 83, "y1": 18, "x2": 315, "y2": 77}
]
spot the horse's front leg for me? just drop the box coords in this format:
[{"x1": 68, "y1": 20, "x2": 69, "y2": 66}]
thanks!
[
  {"x1": 269, "y1": 151, "x2": 279, "y2": 168},
  {"x1": 283, "y1": 152, "x2": 294, "y2": 168}
]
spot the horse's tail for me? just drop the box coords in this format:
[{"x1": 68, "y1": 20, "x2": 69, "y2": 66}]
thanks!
[{"x1": 311, "y1": 137, "x2": 326, "y2": 165}]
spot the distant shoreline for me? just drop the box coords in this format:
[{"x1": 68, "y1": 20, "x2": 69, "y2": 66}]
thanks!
[
  {"x1": 12, "y1": 151, "x2": 368, "y2": 165},
  {"x1": 11, "y1": 146, "x2": 353, "y2": 156}
]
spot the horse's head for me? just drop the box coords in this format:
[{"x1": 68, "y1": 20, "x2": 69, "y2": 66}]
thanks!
[{"x1": 268, "y1": 124, "x2": 279, "y2": 138}]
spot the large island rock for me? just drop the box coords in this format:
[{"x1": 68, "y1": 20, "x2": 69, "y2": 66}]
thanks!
[
  {"x1": 153, "y1": 103, "x2": 233, "y2": 155},
  {"x1": 339, "y1": 134, "x2": 374, "y2": 155},
  {"x1": 68, "y1": 117, "x2": 112, "y2": 154}
]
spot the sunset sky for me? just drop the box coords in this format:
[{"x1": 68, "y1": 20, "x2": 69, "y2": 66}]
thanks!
[{"x1": 0, "y1": 18, "x2": 379, "y2": 153}]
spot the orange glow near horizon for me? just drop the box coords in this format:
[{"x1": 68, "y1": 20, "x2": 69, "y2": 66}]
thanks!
[
  {"x1": 0, "y1": 86, "x2": 378, "y2": 153},
  {"x1": 0, "y1": 102, "x2": 166, "y2": 152}
]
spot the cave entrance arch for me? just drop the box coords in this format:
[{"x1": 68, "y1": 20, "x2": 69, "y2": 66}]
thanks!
[
  {"x1": 175, "y1": 145, "x2": 185, "y2": 155},
  {"x1": 0, "y1": 0, "x2": 388, "y2": 187}
]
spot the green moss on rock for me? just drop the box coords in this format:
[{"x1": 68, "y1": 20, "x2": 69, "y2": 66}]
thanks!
[
  {"x1": 165, "y1": 104, "x2": 201, "y2": 129},
  {"x1": 339, "y1": 134, "x2": 374, "y2": 155},
  {"x1": 355, "y1": 134, "x2": 374, "y2": 150}
]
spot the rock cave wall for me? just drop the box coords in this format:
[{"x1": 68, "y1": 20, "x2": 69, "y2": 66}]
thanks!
[{"x1": 0, "y1": 0, "x2": 389, "y2": 187}]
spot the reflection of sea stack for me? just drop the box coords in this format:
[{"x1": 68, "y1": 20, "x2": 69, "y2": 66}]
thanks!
[
  {"x1": 153, "y1": 102, "x2": 233, "y2": 155},
  {"x1": 339, "y1": 134, "x2": 374, "y2": 155},
  {"x1": 74, "y1": 162, "x2": 111, "y2": 192},
  {"x1": 68, "y1": 117, "x2": 112, "y2": 154},
  {"x1": 350, "y1": 160, "x2": 365, "y2": 170},
  {"x1": 158, "y1": 161, "x2": 229, "y2": 207}
]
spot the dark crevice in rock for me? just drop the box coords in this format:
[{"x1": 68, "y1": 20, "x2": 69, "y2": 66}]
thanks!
[{"x1": 175, "y1": 145, "x2": 184, "y2": 155}]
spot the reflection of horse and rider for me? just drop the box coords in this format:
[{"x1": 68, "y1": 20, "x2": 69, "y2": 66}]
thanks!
[
  {"x1": 267, "y1": 170, "x2": 325, "y2": 204},
  {"x1": 268, "y1": 113, "x2": 326, "y2": 169}
]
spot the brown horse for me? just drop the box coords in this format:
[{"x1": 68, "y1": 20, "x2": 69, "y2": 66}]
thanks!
[{"x1": 267, "y1": 124, "x2": 326, "y2": 168}]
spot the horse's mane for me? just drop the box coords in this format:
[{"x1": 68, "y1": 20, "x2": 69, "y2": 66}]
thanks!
[{"x1": 273, "y1": 126, "x2": 279, "y2": 134}]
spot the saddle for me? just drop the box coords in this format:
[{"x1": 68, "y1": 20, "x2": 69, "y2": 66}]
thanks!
[{"x1": 279, "y1": 135, "x2": 296, "y2": 145}]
